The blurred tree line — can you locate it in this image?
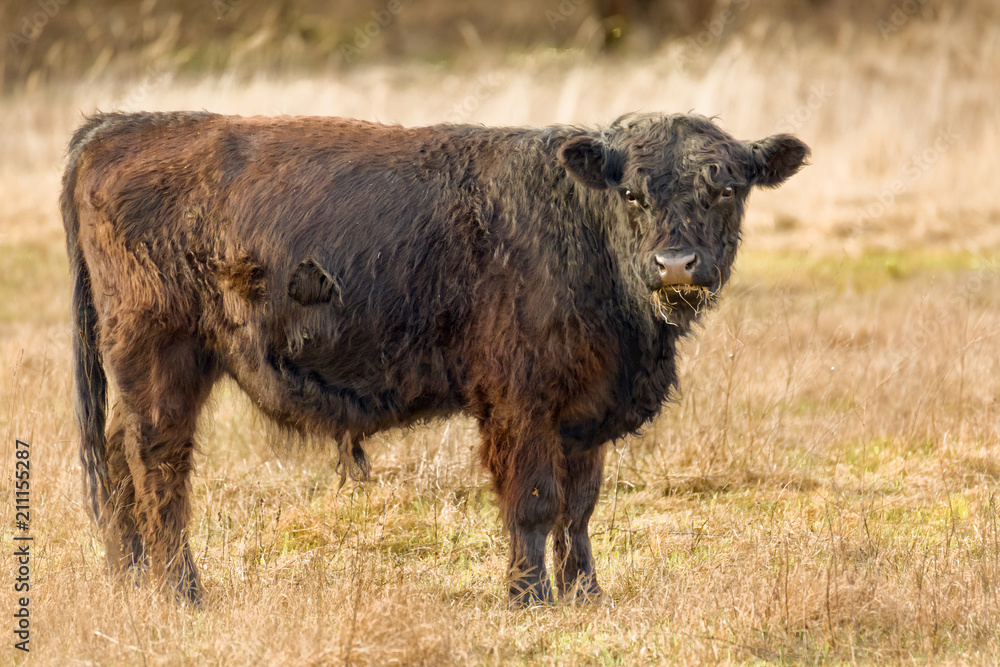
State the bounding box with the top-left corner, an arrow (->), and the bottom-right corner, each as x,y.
1,0 -> 993,90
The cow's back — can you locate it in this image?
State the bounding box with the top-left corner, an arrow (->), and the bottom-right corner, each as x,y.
71,113 -> 515,438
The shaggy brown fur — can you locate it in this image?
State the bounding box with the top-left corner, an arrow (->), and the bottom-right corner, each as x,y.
62,111 -> 808,606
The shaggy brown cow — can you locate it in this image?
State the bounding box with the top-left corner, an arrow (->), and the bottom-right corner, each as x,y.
63,111 -> 808,606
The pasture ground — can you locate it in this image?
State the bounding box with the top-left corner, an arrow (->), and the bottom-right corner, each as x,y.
2,22 -> 999,665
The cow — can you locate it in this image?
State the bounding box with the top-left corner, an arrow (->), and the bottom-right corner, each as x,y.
62,110 -> 808,607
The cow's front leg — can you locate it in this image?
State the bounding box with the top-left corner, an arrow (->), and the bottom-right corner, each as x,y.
554,444 -> 607,603
479,412 -> 561,607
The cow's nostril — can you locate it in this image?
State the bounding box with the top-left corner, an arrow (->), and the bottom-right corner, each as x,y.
654,251 -> 699,287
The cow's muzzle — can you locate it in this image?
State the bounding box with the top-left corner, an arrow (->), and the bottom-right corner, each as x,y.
646,249 -> 715,291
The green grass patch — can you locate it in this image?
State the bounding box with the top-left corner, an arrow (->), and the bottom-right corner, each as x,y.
735,248 -> 999,292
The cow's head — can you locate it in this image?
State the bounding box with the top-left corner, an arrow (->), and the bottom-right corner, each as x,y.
558,113 -> 809,319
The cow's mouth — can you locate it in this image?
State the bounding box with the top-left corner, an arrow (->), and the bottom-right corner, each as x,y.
649,284 -> 716,323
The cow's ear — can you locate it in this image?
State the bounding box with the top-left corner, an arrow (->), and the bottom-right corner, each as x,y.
558,136 -> 624,190
748,135 -> 810,188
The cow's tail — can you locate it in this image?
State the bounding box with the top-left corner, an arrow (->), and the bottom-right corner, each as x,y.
62,115 -> 112,525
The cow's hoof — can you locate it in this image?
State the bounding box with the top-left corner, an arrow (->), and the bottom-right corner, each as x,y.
561,583 -> 610,607
507,581 -> 555,610
171,573 -> 205,610
181,588 -> 206,610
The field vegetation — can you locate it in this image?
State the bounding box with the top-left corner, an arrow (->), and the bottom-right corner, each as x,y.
1,1 -> 999,663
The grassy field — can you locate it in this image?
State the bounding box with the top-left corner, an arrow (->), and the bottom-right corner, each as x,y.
2,15 -> 1000,665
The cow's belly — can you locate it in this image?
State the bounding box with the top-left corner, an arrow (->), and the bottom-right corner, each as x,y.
214,305 -> 462,438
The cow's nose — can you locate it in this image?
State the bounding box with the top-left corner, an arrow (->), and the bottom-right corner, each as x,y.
653,250 -> 699,286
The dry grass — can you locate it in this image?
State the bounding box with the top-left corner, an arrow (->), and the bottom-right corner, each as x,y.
2,18 -> 1000,665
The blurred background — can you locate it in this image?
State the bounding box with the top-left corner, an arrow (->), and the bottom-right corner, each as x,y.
3,0 -> 1000,85
2,0 -> 997,254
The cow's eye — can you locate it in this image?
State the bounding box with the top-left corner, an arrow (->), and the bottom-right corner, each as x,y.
721,186 -> 735,199
624,189 -> 638,204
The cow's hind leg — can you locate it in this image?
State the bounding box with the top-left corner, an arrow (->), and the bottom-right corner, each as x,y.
554,444 -> 607,603
480,412 -> 562,607
95,405 -> 145,580
107,330 -> 217,604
